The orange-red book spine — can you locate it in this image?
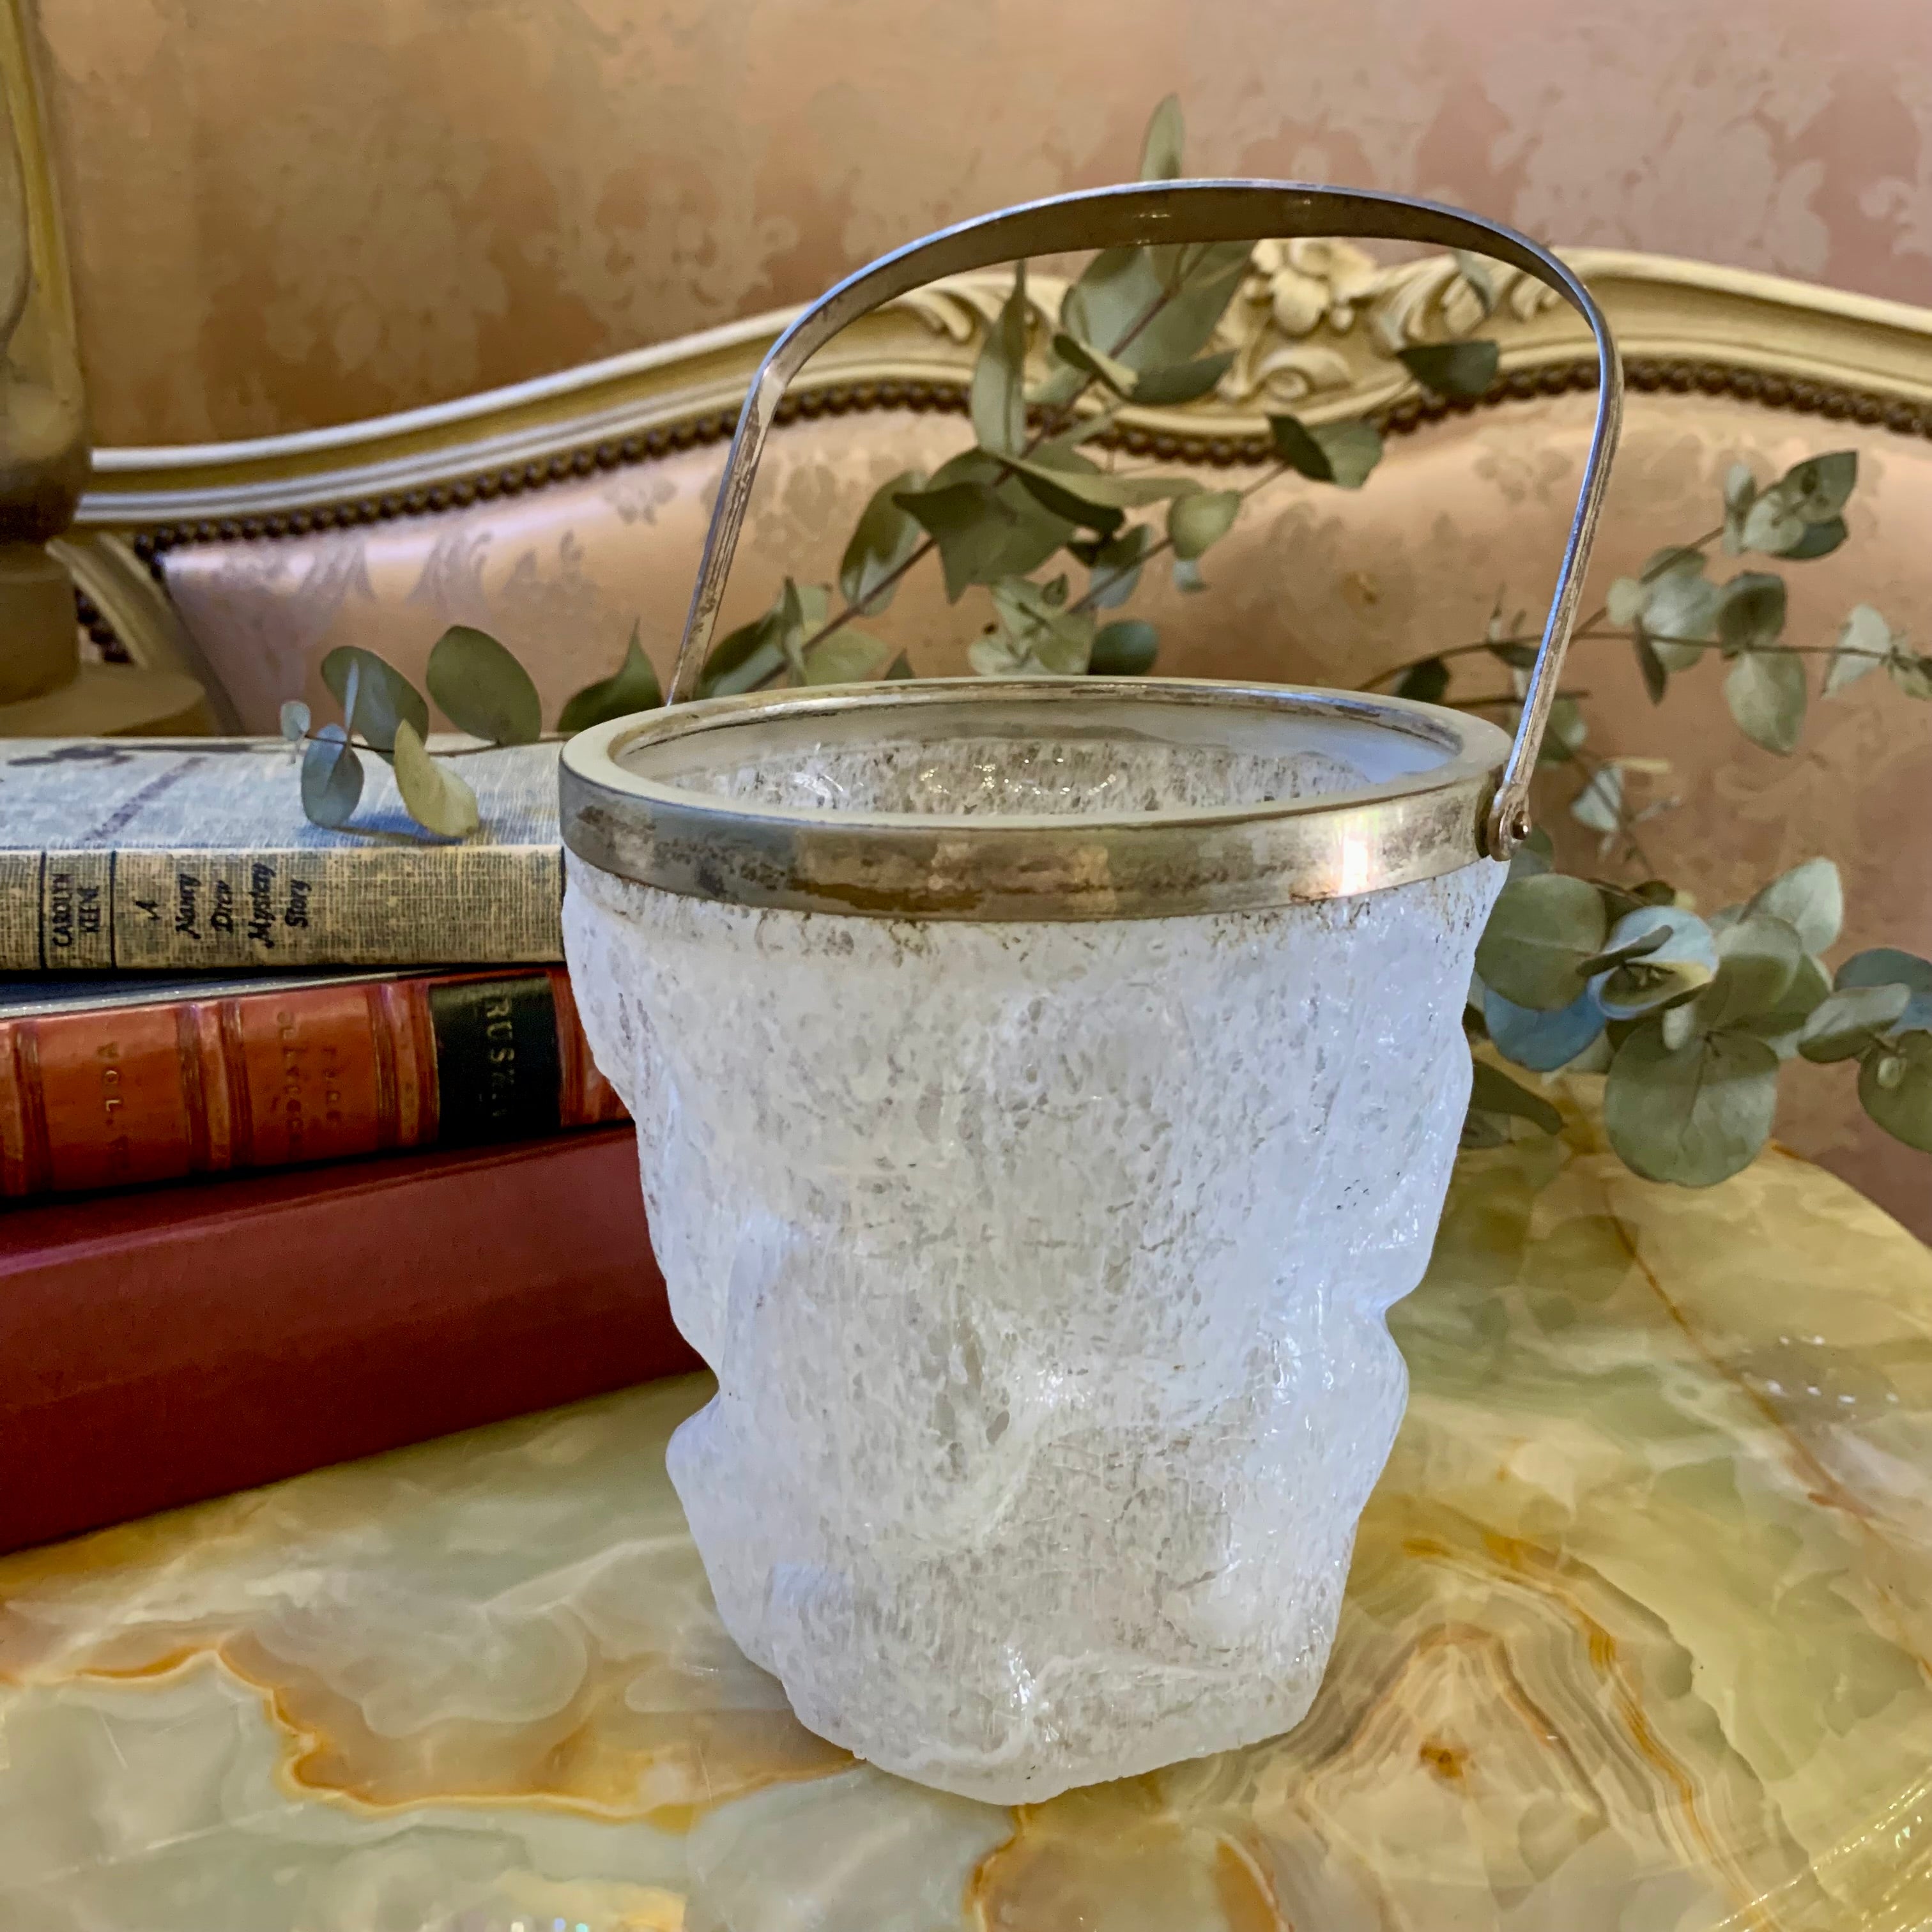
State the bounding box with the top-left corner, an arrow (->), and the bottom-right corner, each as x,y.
0,967 -> 627,1199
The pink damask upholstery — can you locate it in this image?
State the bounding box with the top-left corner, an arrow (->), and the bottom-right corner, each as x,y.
160,387 -> 1932,1232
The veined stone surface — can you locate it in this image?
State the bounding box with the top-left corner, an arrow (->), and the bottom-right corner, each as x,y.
564,797 -> 1502,1797
3,1108 -> 1931,1929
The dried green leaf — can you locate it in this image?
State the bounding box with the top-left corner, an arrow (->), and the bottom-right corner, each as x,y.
279,700 -> 310,743
1825,604 -> 1890,695
1089,618 -> 1159,676
1738,949 -> 1830,1059
320,647 -> 428,753
1268,415 -> 1383,489
896,468 -> 1070,602
1167,488 -> 1241,561
1172,556 -> 1208,594
1006,454 -> 1200,513
1395,658 -> 1450,705
1570,764 -> 1623,835
883,651 -> 914,680
699,610 -> 786,698
1085,524 -> 1153,609
1836,947 -> 1932,1034
1469,1060 -> 1563,1134
426,624 -> 542,745
1722,461 -> 1756,555
839,469 -> 928,616
976,575 -> 1094,677
1605,1024 -> 1781,1185
1744,856 -> 1841,954
299,723 -> 362,829
1588,906 -> 1718,1019
1891,650 -> 1932,700
390,719 -> 479,838
971,265 -> 1031,456
1779,516 -> 1846,560
1139,93 -> 1185,180
1859,1031 -> 1932,1152
558,622 -> 664,732
1397,340 -> 1499,399
1715,572 -> 1787,656
1694,914 -> 1803,1031
1061,240 -> 1249,375
1799,983 -> 1911,1062
1483,986 -> 1606,1073
1050,330 -> 1138,399
801,627 -> 893,685
1130,351 -> 1234,406
1724,647 -> 1806,753
1475,873 -> 1610,1011
1633,627 -> 1669,703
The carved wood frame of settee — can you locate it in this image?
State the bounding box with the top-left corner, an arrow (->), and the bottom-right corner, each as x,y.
61,245 -> 1932,732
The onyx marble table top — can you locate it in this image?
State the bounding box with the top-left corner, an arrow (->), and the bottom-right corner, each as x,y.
3,1092 -> 1930,1931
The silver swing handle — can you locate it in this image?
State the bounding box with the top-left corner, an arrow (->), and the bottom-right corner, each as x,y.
665,180 -> 1623,860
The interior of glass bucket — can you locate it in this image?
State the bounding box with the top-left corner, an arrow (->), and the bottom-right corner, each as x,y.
609,686 -> 1482,824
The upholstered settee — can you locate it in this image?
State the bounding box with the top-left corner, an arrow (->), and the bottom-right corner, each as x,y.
66,245 -> 1932,1234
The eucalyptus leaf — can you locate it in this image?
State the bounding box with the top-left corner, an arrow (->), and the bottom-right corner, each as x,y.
1061,240 -> 1249,374
426,625 -> 542,745
1453,250 -> 1497,317
299,723 -> 363,829
802,628 -> 893,685
1475,873 -> 1609,1011
1799,983 -> 1911,1062
1050,330 -> 1138,399
1131,351 -> 1235,406
1089,619 -> 1160,675
1639,549 -> 1722,668
1859,1031 -> 1932,1152
1825,604 -> 1892,695
1483,986 -> 1606,1073
1740,950 -> 1830,1059
1167,489 -> 1241,561
884,652 -> 914,680
1588,905 -> 1718,1019
558,622 -> 664,731
1173,556 -> 1208,594
1634,627 -> 1669,703
1268,415 -> 1383,488
1693,914 -> 1803,1030
1395,658 -> 1450,705
840,469 -> 928,615
1724,647 -> 1806,753
1892,651 -> 1932,699
279,700 -> 310,743
1715,572 -> 1787,656
320,647 -> 429,753
1006,454 -> 1199,512
971,266 -> 1031,456
1779,516 -> 1847,560
981,575 -> 1094,675
390,719 -> 479,838
1744,855 -> 1841,954
1570,764 -> 1623,835
1397,340 -> 1499,398
1085,524 -> 1153,608
1139,93 -> 1184,181
1722,461 -> 1756,554
699,608 -> 787,698
897,468 -> 1070,601
1605,1025 -> 1781,1186
1836,947 -> 1932,1033
1469,1059 -> 1563,1134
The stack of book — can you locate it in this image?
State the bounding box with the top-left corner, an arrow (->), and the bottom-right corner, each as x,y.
1,739 -> 697,1552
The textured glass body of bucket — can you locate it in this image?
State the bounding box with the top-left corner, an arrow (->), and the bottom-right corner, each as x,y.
565,708 -> 1505,1800
560,181 -> 1622,1803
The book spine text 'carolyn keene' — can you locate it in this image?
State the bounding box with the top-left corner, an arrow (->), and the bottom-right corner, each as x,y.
0,845 -> 564,970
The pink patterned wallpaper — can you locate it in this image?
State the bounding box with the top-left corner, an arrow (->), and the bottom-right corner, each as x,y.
33,0 -> 1932,446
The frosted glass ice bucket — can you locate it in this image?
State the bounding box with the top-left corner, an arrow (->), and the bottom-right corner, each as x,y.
560,182 -> 1622,1802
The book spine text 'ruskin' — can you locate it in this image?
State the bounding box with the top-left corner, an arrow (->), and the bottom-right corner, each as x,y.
0,845 -> 564,972
0,967 -> 625,1197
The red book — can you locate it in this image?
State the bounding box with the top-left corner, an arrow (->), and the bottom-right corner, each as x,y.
0,1128 -> 700,1554
0,965 -> 627,1198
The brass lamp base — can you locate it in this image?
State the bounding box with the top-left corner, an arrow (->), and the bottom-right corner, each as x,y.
0,540 -> 210,737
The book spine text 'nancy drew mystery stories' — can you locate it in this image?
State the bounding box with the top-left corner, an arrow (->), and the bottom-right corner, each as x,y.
0,738 -> 567,970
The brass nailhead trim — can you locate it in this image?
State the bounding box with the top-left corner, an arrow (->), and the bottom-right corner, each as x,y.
126,355 -> 1932,583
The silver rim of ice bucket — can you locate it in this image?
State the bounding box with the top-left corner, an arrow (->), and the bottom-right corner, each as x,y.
561,180 -> 1622,920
